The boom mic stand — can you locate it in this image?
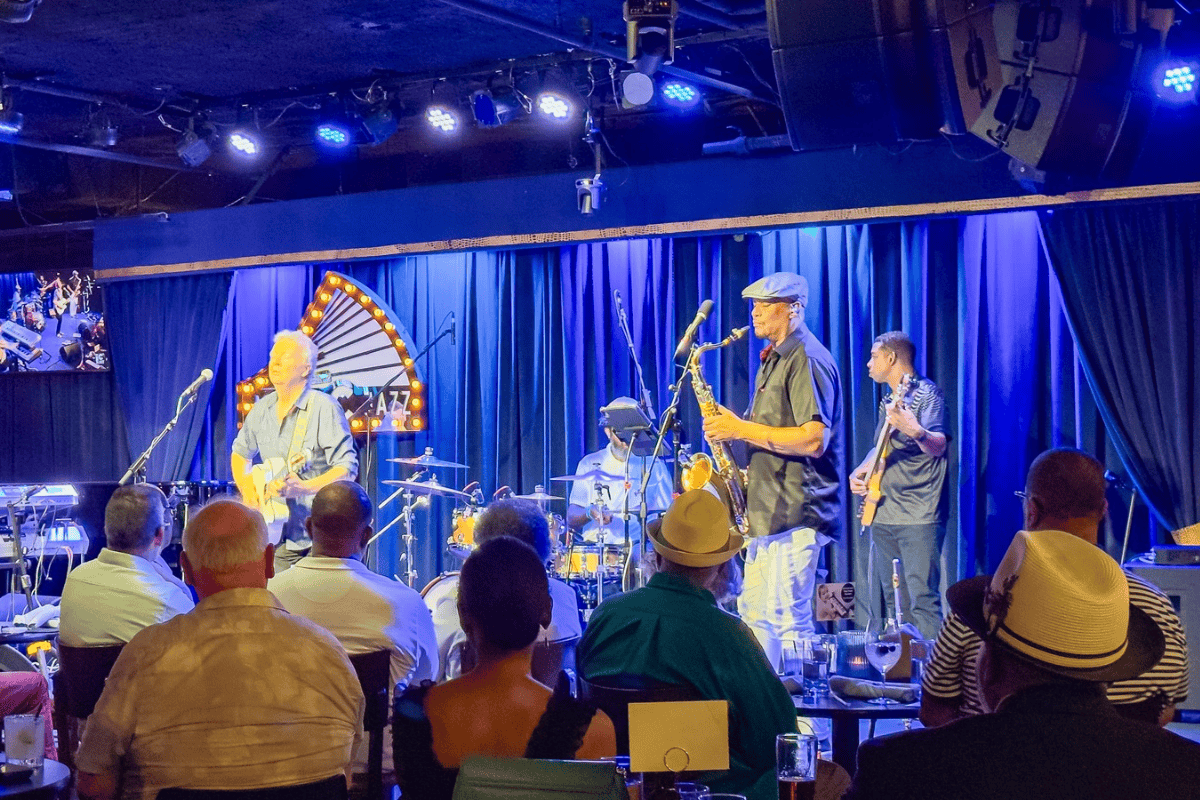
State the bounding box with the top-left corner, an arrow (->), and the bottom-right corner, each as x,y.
119,386 -> 204,485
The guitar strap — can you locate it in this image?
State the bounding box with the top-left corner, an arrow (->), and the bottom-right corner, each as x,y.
286,396 -> 312,473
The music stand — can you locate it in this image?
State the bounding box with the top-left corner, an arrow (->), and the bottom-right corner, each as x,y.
600,398 -> 655,457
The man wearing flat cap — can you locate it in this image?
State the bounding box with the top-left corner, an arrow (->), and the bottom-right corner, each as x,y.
846,529 -> 1200,800
703,271 -> 844,666
578,490 -> 848,800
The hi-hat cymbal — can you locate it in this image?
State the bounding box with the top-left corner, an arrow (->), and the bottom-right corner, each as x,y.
550,468 -> 623,483
386,448 -> 467,470
514,490 -> 566,502
381,478 -> 470,502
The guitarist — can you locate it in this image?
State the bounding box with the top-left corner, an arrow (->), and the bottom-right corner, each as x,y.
849,332 -> 948,639
231,330 -> 357,572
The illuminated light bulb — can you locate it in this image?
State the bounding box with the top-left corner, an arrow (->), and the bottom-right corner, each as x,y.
319,292 -> 332,301
359,295 -> 371,305
412,418 -> 424,430
345,284 -> 357,294
411,380 -> 423,391
391,419 -> 400,427
302,325 -> 313,334
312,309 -> 323,319
351,418 -> 364,429
403,357 -> 414,367
371,418 -> 381,428
329,276 -> 341,286
384,322 -> 395,331
373,308 -> 384,317
411,398 -> 423,410
255,376 -> 268,386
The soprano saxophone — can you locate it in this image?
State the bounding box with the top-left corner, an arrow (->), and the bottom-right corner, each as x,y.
680,326 -> 751,536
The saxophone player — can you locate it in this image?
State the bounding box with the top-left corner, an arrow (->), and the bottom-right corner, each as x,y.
702,272 -> 844,666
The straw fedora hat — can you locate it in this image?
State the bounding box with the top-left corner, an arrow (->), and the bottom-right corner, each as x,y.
947,529 -> 1164,682
646,489 -> 743,568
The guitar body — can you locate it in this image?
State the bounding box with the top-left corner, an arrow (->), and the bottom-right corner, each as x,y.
858,374 -> 920,528
250,453 -> 308,545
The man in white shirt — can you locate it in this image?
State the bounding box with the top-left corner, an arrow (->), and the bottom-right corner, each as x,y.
59,484 -> 194,646
75,498 -> 362,800
426,499 -> 582,682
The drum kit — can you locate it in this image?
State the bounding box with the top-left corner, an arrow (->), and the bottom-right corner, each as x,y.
379,447 -> 637,611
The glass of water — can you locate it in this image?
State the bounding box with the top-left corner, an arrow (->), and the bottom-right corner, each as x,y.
3,714 -> 43,767
800,635 -> 833,699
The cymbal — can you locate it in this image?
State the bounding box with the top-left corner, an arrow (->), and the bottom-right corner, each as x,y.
514,490 -> 566,502
381,478 -> 470,501
386,449 -> 467,469
550,468 -> 623,483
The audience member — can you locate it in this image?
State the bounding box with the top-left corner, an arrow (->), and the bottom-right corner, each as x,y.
921,448 -> 1189,727
848,529 -> 1200,800
75,498 -> 363,800
578,490 -> 847,800
424,498 -> 582,681
60,484 -> 194,646
393,536 -> 615,800
270,480 -> 438,796
0,672 -> 56,760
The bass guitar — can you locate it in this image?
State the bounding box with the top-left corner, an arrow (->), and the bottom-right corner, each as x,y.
859,374 -> 919,527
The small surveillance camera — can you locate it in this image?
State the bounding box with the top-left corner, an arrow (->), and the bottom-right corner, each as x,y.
576,175 -> 604,215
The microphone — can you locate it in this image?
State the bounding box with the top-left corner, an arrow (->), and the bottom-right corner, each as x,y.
1105,470 -> 1129,490
613,289 -> 627,321
674,299 -> 715,361
180,368 -> 214,397
450,312 -> 456,346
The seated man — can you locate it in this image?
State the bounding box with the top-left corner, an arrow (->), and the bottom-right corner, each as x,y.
270,481 -> 438,796
578,490 -> 844,800
60,484 -> 194,646
425,498 -> 582,681
921,449 -> 1189,728
848,529 -> 1200,800
75,498 -> 363,800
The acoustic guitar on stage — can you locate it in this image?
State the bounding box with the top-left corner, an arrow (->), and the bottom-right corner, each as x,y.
859,374 -> 919,527
250,450 -> 311,545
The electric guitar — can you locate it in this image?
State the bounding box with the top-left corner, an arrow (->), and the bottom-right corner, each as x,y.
859,374 -> 920,527
250,450 -> 311,545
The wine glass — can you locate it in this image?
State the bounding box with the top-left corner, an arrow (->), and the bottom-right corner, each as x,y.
864,617 -> 903,705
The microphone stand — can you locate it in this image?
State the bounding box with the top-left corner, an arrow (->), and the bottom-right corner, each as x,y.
613,294 -> 656,576
119,390 -> 201,486
636,360 -> 692,579
5,485 -> 45,614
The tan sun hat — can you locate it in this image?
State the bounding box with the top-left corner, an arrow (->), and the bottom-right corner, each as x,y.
947,529 -> 1164,682
647,489 -> 743,568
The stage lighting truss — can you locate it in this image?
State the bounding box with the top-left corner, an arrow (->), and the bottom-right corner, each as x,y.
237,271 -> 428,435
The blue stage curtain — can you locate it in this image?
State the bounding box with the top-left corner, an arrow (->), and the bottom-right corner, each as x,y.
1041,200 -> 1200,537
106,272 -> 231,482
179,212 -> 1127,587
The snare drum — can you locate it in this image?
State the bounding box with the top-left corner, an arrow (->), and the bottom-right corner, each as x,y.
558,544 -> 626,579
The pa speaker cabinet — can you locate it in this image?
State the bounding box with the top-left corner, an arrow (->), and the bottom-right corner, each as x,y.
1125,561 -> 1200,712
766,0 -> 999,149
965,0 -> 1153,178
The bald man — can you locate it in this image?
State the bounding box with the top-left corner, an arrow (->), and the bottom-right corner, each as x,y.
270,481 -> 437,797
75,499 -> 363,800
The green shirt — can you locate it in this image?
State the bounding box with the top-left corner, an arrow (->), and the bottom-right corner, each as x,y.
578,572 -> 798,800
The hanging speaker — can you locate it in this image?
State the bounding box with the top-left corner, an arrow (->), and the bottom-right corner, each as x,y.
765,0 -> 1001,150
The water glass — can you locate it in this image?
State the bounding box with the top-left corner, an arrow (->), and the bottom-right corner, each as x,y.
776,733 -> 817,800
778,640 -> 802,677
3,714 -> 43,767
675,782 -> 711,800
909,638 -> 935,689
800,635 -> 833,699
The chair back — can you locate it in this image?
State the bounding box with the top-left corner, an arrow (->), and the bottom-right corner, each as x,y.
157,775 -> 347,800
577,674 -> 701,755
348,649 -> 391,800
452,755 -> 624,800
53,643 -> 125,769
531,637 -> 577,687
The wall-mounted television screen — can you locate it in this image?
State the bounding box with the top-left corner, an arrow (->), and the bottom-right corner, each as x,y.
2,268 -> 109,373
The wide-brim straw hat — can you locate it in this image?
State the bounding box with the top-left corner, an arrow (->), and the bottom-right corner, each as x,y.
947,529 -> 1164,682
646,489 -> 743,568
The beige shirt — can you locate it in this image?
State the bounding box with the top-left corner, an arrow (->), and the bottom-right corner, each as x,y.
59,549 -> 195,646
74,588 -> 364,800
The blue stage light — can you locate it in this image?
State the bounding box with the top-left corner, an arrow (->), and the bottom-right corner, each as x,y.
228,130 -> 261,157
536,92 -> 572,120
425,105 -> 459,133
315,122 -> 353,148
1153,61 -> 1198,104
661,81 -> 700,108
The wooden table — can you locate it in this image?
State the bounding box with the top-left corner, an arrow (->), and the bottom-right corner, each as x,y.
0,759 -> 70,799
793,693 -> 920,774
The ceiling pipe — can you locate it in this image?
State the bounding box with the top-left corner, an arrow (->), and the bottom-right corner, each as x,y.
0,132 -> 194,171
691,0 -> 768,17
676,1 -> 762,29
2,78 -> 197,119
431,0 -> 775,103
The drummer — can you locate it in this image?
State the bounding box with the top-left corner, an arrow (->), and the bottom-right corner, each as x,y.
565,397 -> 674,547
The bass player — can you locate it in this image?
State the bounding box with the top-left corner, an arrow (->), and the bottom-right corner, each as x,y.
849,331 -> 948,639
231,330 -> 358,572
702,272 -> 844,667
